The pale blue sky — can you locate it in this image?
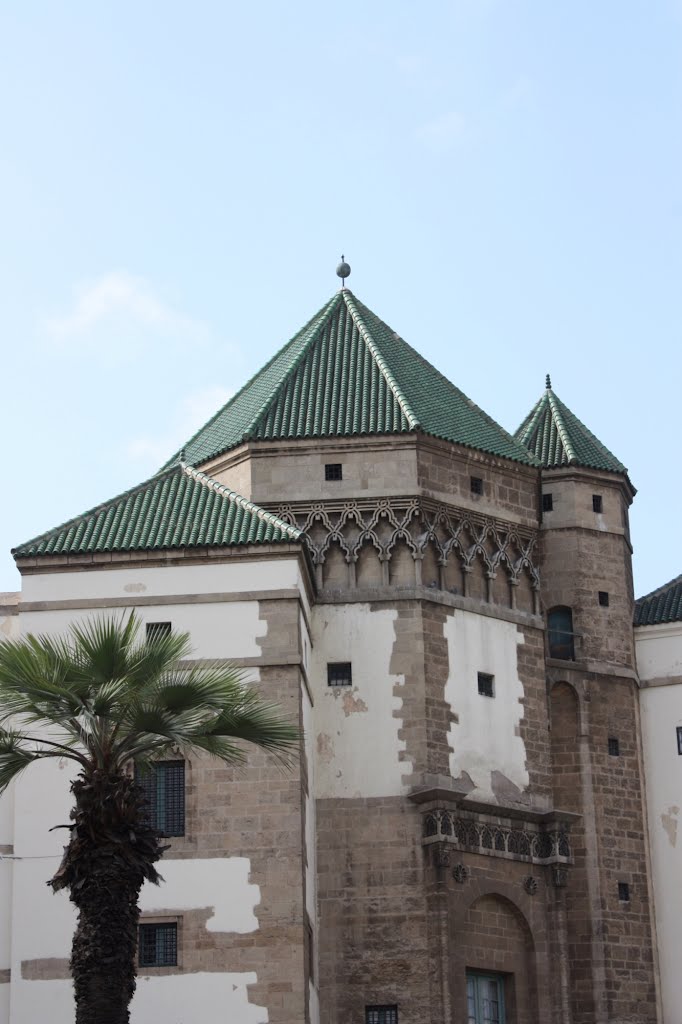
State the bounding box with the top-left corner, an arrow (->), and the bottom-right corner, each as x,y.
1,2 -> 680,597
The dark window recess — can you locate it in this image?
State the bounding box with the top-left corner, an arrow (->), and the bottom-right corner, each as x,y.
593,494 -> 603,513
608,737 -> 620,757
135,761 -> 185,836
598,591 -> 610,607
327,662 -> 352,687
618,882 -> 630,902
470,476 -> 483,496
325,463 -> 343,481
547,607 -> 575,661
677,726 -> 682,755
542,493 -> 553,512
139,923 -> 177,967
366,1007 -> 398,1024
146,621 -> 171,641
477,672 -> 495,698
305,917 -> 314,984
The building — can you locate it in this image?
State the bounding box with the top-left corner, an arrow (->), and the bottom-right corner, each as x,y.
0,277 -> 664,1023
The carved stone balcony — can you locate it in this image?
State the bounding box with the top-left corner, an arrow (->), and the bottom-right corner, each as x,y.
422,809 -> 573,866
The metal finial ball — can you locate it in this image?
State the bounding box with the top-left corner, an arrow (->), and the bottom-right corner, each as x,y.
545,374 -> 552,390
336,256 -> 351,280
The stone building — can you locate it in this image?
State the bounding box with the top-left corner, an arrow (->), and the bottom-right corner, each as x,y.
0,279 -> 663,1023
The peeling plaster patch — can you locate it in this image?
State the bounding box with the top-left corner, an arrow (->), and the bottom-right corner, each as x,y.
661,806 -> 679,847
123,583 -> 147,593
317,733 -> 334,763
341,690 -> 368,716
445,611 -> 528,804
141,858 -> 259,933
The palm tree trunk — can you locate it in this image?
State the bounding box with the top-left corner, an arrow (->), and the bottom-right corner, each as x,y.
50,770 -> 164,1024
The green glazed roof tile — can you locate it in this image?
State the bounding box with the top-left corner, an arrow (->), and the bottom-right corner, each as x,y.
162,289 -> 536,470
13,464 -> 302,558
514,378 -> 627,474
634,574 -> 682,626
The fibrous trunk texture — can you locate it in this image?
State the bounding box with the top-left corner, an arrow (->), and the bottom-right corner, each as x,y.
50,770 -> 165,1024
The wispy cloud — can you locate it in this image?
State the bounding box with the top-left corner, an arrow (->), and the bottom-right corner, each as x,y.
417,111 -> 466,151
44,271 -> 210,352
126,385 -> 234,468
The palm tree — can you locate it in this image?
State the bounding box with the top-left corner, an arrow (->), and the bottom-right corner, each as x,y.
0,613 -> 299,1024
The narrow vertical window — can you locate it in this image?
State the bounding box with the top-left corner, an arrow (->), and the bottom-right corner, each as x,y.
592,495 -> 603,513
477,673 -> 495,698
608,737 -> 620,757
135,761 -> 185,836
467,973 -> 505,1024
542,493 -> 553,512
618,882 -> 630,902
470,476 -> 483,496
598,591 -> 609,607
676,726 -> 682,755
547,607 -> 575,660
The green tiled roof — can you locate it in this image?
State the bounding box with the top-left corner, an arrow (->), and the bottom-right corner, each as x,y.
514,378 -> 627,474
13,464 -> 302,558
634,575 -> 682,626
162,289 -> 536,469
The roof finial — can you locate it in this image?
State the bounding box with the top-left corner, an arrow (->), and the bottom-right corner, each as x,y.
545,374 -> 552,390
336,254 -> 351,289
179,446 -> 186,464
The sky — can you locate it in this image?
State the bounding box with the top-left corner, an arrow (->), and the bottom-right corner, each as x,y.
0,1 -> 680,598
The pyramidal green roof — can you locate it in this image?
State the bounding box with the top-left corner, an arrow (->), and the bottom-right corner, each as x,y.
13,463 -> 302,559
162,289 -> 536,469
514,377 -> 627,475
635,574 -> 682,627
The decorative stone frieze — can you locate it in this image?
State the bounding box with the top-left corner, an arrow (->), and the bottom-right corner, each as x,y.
271,496 -> 540,607
422,809 -> 572,866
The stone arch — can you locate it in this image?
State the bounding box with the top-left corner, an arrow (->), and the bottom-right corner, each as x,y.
388,538 -> 415,586
450,885 -> 547,1024
321,540 -> 347,588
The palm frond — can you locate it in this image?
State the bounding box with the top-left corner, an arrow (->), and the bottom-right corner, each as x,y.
0,728 -> 78,792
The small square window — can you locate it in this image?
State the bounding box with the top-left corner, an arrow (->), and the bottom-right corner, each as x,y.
325,463 -> 343,481
598,591 -> 609,607
327,662 -> 352,687
618,882 -> 630,902
542,493 -> 553,512
139,923 -> 177,967
146,621 -> 171,641
608,737 -> 620,757
366,1007 -> 398,1024
477,672 -> 494,698
470,476 -> 483,496
676,726 -> 682,755
593,494 -> 603,513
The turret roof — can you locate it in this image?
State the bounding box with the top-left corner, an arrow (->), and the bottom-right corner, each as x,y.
162,289 -> 536,469
13,463 -> 302,558
634,574 -> 682,627
514,377 -> 628,475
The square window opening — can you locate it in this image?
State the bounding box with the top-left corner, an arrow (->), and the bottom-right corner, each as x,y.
542,493 -> 553,512
478,672 -> 495,698
135,760 -> 185,837
618,882 -> 630,902
365,1007 -> 398,1024
592,494 -> 603,513
598,591 -> 609,607
327,662 -> 352,687
146,621 -> 171,641
325,463 -> 343,481
139,922 -> 177,967
470,476 -> 483,496
608,737 -> 620,757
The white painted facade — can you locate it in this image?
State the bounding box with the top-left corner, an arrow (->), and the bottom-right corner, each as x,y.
637,621 -> 682,1024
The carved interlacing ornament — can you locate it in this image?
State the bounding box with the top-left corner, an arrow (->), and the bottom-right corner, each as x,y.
271,497 -> 539,608
423,810 -> 572,866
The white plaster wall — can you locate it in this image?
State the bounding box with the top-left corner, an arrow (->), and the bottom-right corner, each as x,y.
140,858 -> 259,933
446,610 -> 528,803
21,558 -> 301,604
19,601 -> 262,662
311,604 -> 410,798
0,860 -> 12,972
7,973 -> 268,1024
636,622 -> 682,682
0,983 -> 8,1024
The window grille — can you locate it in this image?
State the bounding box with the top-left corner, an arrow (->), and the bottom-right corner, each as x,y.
477,672 -> 495,698
146,621 -> 171,641
365,1007 -> 398,1024
325,463 -> 343,481
608,737 -> 620,756
618,882 -> 630,902
138,923 -> 177,967
547,607 -> 575,660
135,761 -> 185,836
470,476 -> 483,496
592,494 -> 603,513
327,662 -> 352,687
542,493 -> 553,512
